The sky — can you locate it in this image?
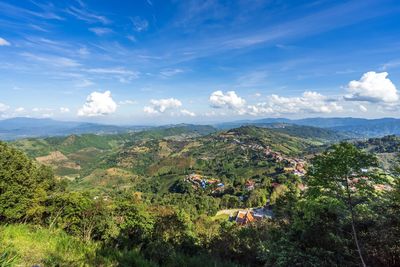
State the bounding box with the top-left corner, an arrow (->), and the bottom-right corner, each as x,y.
0,0 -> 400,125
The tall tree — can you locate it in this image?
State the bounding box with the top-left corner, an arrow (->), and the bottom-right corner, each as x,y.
307,142 -> 384,267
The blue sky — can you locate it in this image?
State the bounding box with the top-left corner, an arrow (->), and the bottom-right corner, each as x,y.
0,0 -> 400,124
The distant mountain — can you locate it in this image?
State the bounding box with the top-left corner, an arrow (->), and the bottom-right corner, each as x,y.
217,117 -> 400,138
3,116 -> 400,140
0,117 -> 148,140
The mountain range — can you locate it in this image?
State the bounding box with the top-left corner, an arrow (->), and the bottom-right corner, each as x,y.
1,117 -> 400,140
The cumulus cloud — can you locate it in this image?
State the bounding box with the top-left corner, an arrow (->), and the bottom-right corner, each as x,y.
77,91 -> 117,117
247,91 -> 343,116
0,37 -> 10,46
144,98 -> 182,114
209,91 -> 246,112
345,71 -> 398,103
15,107 -> 25,113
143,98 -> 195,116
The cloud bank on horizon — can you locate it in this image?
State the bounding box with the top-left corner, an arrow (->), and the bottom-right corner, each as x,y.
0,0 -> 400,123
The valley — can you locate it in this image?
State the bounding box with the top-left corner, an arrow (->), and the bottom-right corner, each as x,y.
1,121 -> 399,266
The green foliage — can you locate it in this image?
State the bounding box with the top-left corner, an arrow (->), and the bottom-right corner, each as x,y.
114,195 -> 155,246
246,188 -> 268,207
355,135 -> 400,153
0,141 -> 55,222
46,191 -> 117,242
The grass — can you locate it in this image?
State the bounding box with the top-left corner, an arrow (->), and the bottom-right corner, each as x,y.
0,224 -> 98,266
0,224 -> 234,267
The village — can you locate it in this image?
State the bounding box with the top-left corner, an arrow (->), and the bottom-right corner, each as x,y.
225,133 -> 308,177
181,134 -> 310,225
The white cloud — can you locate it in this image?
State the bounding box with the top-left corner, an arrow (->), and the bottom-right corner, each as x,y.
119,100 -> 136,105
144,98 -> 182,114
143,106 -> 159,114
41,113 -> 53,118
381,60 -> 400,71
0,103 -> 9,112
66,5 -> 110,24
60,107 -> 70,113
77,91 -> 117,117
247,91 -> 343,116
345,71 -> 398,103
180,109 -> 196,117
32,107 -> 53,112
209,90 -> 246,112
83,67 -> 139,84
0,37 -> 10,46
89,27 -> 113,36
85,67 -> 136,75
21,52 -> 80,67
15,107 -> 25,113
160,68 -> 184,77
358,104 -> 367,112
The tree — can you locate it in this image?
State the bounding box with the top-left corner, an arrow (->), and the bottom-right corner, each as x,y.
114,195 -> 154,247
307,142 -> 382,267
0,142 -> 54,223
46,191 -> 115,242
246,188 -> 268,207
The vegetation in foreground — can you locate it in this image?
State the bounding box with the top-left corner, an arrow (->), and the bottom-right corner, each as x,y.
1,127 -> 399,266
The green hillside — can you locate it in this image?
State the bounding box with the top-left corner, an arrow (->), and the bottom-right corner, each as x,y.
1,127 -> 398,267
354,135 -> 400,171
265,123 -> 351,142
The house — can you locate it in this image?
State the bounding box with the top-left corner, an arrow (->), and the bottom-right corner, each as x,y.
235,210 -> 255,225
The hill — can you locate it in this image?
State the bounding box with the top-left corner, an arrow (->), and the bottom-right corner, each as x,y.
217,117 -> 400,138
10,125 -> 218,181
354,135 -> 400,171
75,126 -> 313,194
257,123 -> 350,142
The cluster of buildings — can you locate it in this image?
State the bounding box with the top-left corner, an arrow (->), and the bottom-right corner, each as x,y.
283,159 -> 307,176
185,173 -> 225,193
232,139 -> 308,177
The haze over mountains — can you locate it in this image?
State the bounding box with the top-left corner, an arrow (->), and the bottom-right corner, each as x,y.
1,116 -> 400,140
